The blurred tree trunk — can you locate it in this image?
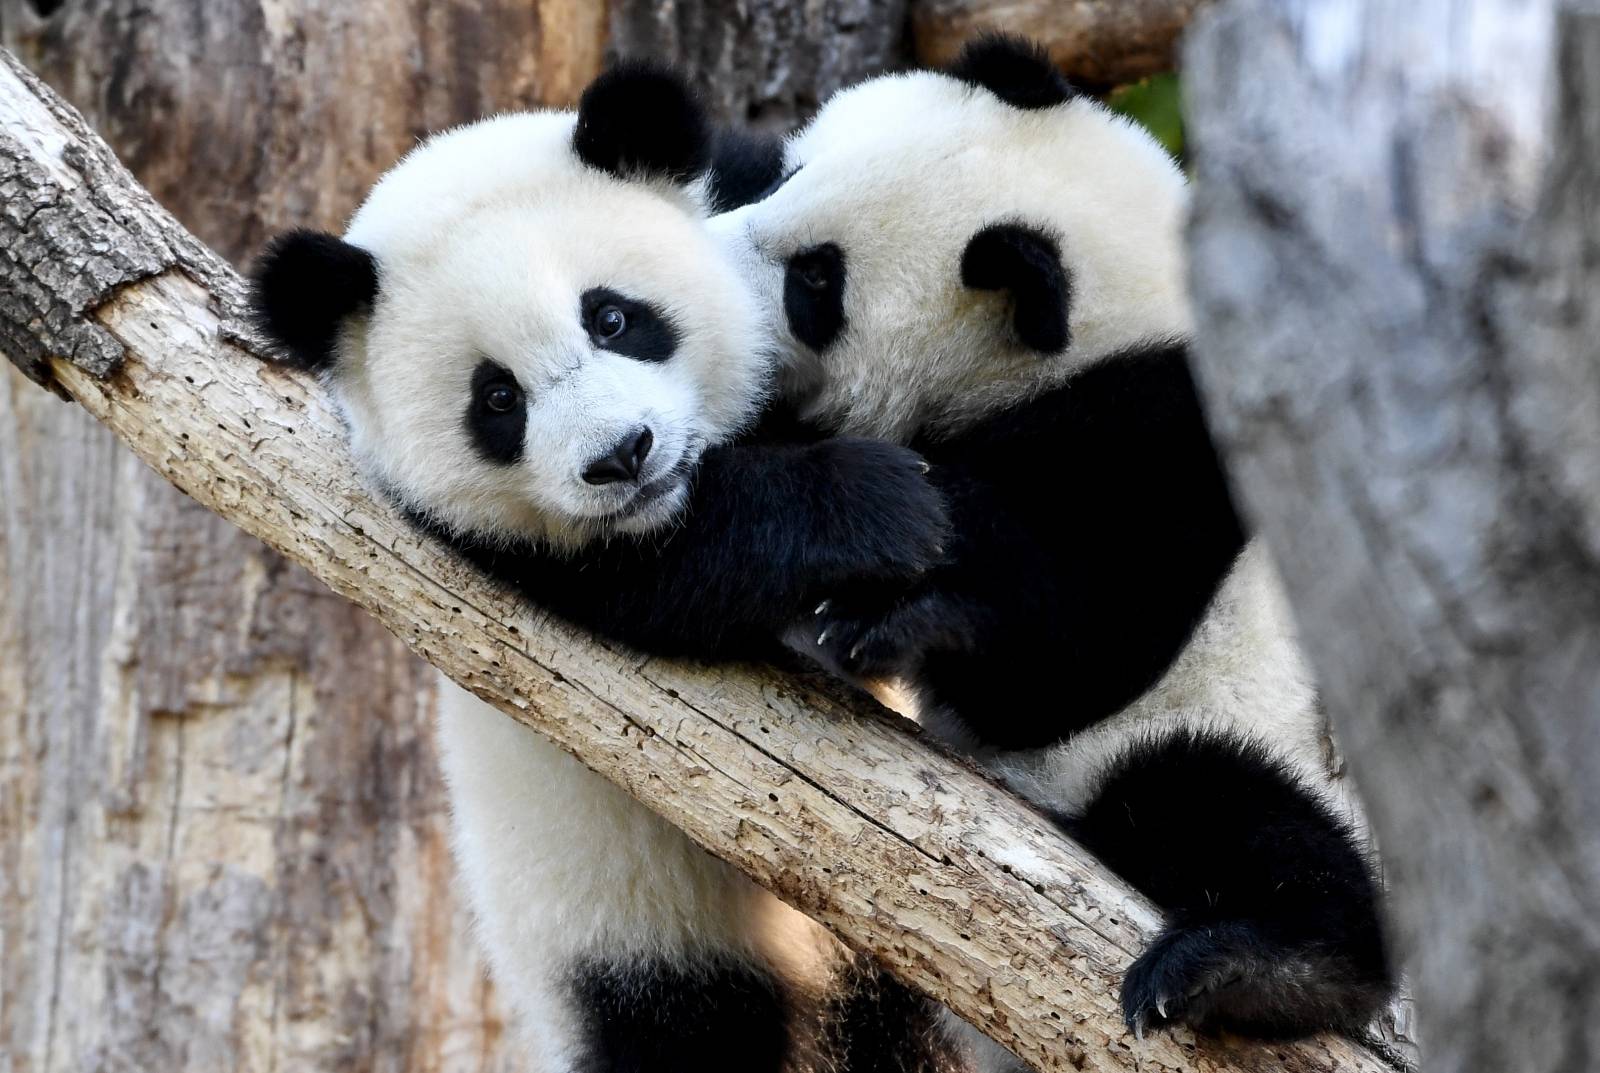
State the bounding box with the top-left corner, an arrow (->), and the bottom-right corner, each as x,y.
0,2 -> 901,1070
1184,2 -> 1600,1070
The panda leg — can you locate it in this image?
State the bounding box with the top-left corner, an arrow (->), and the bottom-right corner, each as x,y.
1053,726 -> 1393,1041
435,680 -> 806,1072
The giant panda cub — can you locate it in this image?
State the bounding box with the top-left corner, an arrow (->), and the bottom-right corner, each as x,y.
712,36 -> 1394,1050
247,64 -> 951,1073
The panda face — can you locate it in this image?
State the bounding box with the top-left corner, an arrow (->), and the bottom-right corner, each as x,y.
255,106 -> 766,553
710,69 -> 1192,442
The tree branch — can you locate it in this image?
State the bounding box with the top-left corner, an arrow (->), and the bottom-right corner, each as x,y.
910,0 -> 1218,91
1185,3 -> 1600,1071
0,45 -> 1398,1073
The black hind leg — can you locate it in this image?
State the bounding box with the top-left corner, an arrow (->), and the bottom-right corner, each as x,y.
816,954 -> 970,1073
571,954 -> 790,1073
1055,727 -> 1393,1040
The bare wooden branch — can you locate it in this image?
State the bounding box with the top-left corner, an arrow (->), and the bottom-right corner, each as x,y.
0,45 -> 1400,1073
911,0 -> 1218,91
1184,3 -> 1600,1071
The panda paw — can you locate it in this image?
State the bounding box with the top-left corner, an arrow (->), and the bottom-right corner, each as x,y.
809,594 -> 935,679
1121,921 -> 1387,1041
808,438 -> 950,588
1121,926 -> 1249,1040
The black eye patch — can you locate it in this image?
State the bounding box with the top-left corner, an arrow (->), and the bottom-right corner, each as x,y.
783,243 -> 846,353
580,287 -> 680,363
752,166 -> 801,203
464,359 -> 527,465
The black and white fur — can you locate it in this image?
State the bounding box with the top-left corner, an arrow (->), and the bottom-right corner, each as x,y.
711,36 -> 1393,1056
248,64 -> 951,1073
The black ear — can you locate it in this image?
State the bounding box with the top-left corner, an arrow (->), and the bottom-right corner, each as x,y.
961,223 -> 1071,354
249,229 -> 379,372
947,34 -> 1077,110
573,60 -> 712,184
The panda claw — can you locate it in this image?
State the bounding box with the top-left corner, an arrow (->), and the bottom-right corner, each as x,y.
918,460 -> 932,475
849,642 -> 864,663
1155,999 -> 1168,1019
816,626 -> 833,646
814,600 -> 831,617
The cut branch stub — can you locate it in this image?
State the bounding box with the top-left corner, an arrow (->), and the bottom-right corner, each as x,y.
0,54 -> 234,390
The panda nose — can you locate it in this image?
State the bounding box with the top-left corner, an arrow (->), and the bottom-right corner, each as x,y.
582,426 -> 654,485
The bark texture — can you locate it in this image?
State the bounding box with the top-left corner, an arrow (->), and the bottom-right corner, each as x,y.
912,0 -> 1217,91
1185,3 -> 1600,1072
608,0 -> 910,128
0,44 -> 1401,1073
0,1 -> 610,1069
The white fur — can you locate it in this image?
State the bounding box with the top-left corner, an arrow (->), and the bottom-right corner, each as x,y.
334,113 -> 768,552
437,683 -> 820,1069
325,112 -> 826,1069
714,70 -> 1350,1073
710,72 -> 1190,442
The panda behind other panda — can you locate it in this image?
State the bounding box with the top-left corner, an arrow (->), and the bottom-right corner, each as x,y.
247,64 -> 956,1073
712,35 -> 1394,1051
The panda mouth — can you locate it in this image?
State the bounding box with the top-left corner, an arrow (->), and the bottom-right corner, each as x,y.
604,438 -> 702,522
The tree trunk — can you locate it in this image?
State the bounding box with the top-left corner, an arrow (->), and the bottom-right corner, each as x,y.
0,2 -> 606,1070
1184,2 -> 1600,1071
0,39 -> 1405,1073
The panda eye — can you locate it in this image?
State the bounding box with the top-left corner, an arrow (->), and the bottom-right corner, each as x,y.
482,381 -> 520,413
798,261 -> 830,290
593,305 -> 628,340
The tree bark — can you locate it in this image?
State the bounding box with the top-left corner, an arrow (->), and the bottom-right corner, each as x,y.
911,0 -> 1217,92
608,0 -> 910,128
1184,3 -> 1600,1071
0,1 -> 610,1070
0,44 -> 1404,1073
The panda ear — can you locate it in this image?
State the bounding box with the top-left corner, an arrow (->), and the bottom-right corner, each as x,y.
249,229 -> 379,372
961,223 -> 1071,355
947,34 -> 1078,110
573,60 -> 712,185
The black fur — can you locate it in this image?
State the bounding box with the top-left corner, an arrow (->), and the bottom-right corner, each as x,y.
406,435 -> 948,660
816,957 -> 965,1073
707,128 -> 787,211
947,34 -> 1077,110
581,287 -> 681,363
573,60 -> 711,184
248,229 -> 379,371
463,360 -> 527,464
1054,728 -> 1392,1039
784,243 -> 848,354
812,341 -> 1244,748
571,955 -> 789,1073
960,223 -> 1071,354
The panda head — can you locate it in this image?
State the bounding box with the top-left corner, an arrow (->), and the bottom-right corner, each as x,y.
710,35 -> 1191,442
249,63 -> 766,551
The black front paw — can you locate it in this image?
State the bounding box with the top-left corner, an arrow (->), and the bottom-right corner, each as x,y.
1121,922 -> 1389,1041
812,591 -> 928,674
807,592 -> 943,679
810,438 -> 950,588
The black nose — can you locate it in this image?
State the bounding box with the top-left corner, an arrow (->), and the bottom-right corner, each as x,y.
582,426 -> 654,485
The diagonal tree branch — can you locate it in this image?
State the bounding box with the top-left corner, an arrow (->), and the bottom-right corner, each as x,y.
0,46 -> 1398,1073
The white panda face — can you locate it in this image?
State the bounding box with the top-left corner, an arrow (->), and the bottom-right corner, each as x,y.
710,69 -> 1192,443
319,111 -> 766,551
